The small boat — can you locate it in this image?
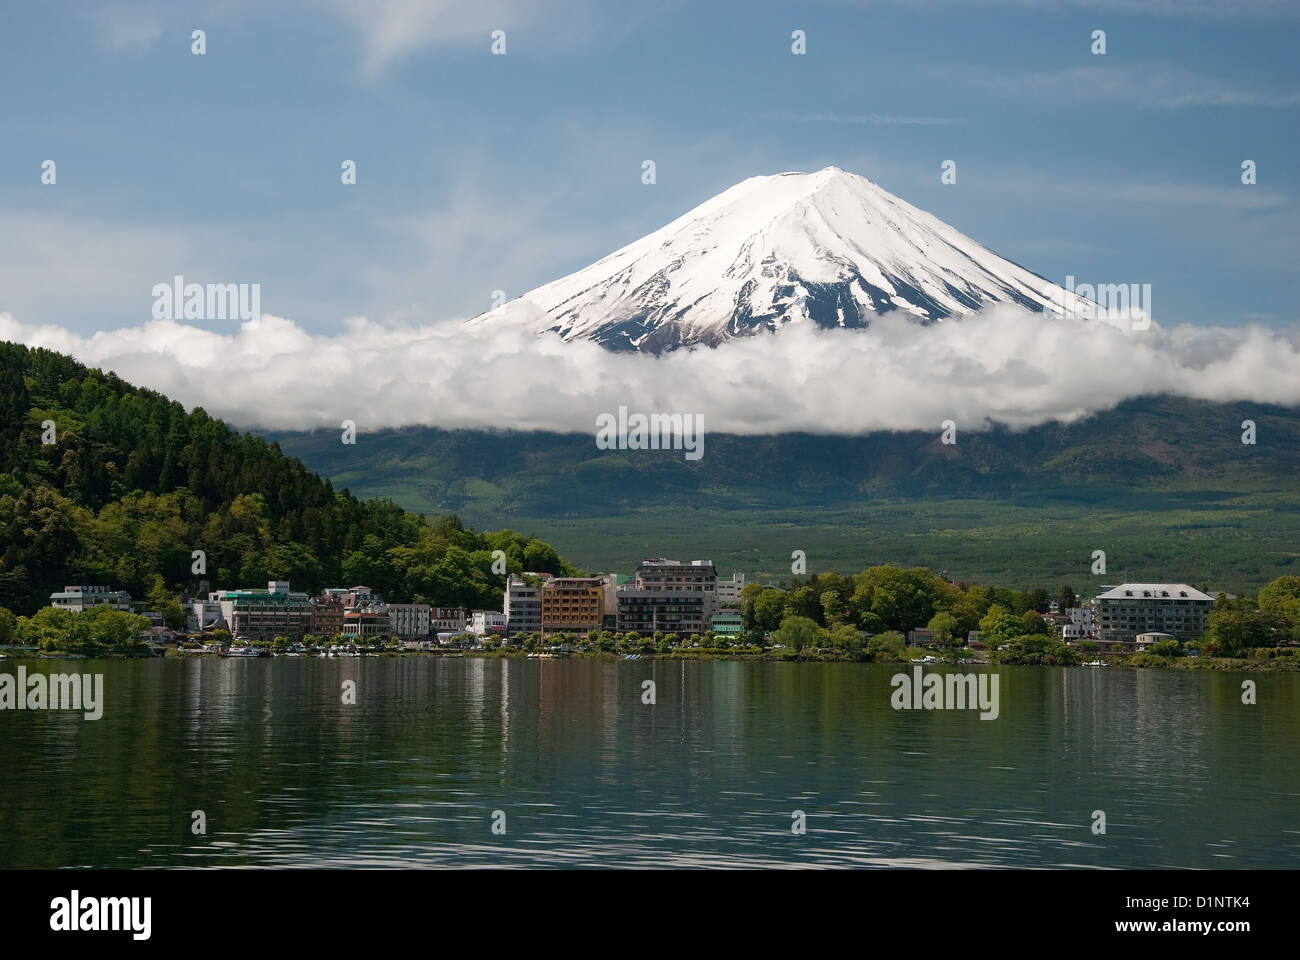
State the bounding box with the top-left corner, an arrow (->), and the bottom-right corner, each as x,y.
224,646 -> 264,658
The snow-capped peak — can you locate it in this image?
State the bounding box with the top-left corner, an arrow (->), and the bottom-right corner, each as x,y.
469,166 -> 1092,353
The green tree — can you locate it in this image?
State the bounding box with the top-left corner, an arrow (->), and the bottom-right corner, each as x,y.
752,589 -> 786,633
926,611 -> 960,646
771,615 -> 826,653
857,610 -> 886,634
787,585 -> 822,622
1021,610 -> 1051,635
1205,603 -> 1284,656
1149,638 -> 1180,657
979,604 -> 1026,648
820,589 -> 846,625
146,574 -> 186,629
829,623 -> 863,654
866,631 -> 907,662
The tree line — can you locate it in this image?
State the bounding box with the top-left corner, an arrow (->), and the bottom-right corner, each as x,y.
740,566 -> 1300,662
0,343 -> 579,618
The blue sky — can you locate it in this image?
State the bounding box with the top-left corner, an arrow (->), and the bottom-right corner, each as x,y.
2,0 -> 1298,337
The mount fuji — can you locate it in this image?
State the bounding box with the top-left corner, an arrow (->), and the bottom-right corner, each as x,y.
468,166 -> 1093,353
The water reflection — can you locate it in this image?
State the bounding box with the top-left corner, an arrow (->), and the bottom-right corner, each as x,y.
0,658 -> 1294,868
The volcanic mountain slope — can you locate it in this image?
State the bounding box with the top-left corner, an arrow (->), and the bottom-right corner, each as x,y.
468,166 -> 1093,353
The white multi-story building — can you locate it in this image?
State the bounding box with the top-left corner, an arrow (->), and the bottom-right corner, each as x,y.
1061,606 -> 1093,641
186,600 -> 229,634
504,576 -> 542,636
469,610 -> 507,637
388,603 -> 432,639
715,572 -> 746,609
50,585 -> 132,613
1092,583 -> 1214,644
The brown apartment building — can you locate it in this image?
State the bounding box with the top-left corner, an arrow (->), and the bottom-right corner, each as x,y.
312,595 -> 345,637
541,577 -> 605,636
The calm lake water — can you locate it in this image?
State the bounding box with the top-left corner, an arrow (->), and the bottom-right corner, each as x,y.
1,657 -> 1296,868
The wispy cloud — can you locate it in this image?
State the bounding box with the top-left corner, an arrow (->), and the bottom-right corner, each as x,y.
762,111 -> 963,126
319,0 -> 600,73
952,63 -> 1300,109
94,4 -> 164,52
831,0 -> 1300,19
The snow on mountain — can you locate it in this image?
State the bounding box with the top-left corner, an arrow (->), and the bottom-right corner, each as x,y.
468,166 -> 1094,353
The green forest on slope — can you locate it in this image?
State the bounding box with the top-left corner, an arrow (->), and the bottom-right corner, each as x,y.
0,343 -> 579,617
270,397 -> 1300,592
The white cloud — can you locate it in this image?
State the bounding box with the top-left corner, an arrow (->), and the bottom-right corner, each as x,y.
321,0 -> 598,72
838,0 -> 1299,18
762,112 -> 963,126
95,4 -> 164,52
954,63 -> 1300,109
3,306 -> 1297,436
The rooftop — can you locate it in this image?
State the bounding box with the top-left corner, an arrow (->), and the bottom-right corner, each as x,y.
1094,583 -> 1214,602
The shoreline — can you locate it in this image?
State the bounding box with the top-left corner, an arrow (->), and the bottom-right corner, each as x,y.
2,647 -> 1295,673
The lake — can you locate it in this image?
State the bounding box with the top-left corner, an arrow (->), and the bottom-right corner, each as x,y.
0,657 -> 1295,868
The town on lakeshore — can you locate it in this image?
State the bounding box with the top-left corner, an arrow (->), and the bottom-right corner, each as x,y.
10,560 -> 1299,671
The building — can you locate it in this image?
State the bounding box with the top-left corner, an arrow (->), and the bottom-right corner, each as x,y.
1135,631 -> 1176,652
320,585 -> 384,608
615,558 -> 719,635
432,607 -> 468,634
1092,583 -> 1214,645
1059,606 -> 1094,642
617,590 -> 708,637
186,599 -> 229,634
213,581 -> 316,641
631,559 -> 718,615
388,603 -> 432,640
715,572 -> 746,609
503,575 -> 542,636
541,577 -> 606,636
343,605 -> 391,641
140,625 -> 177,644
600,573 -> 620,630
908,628 -> 940,648
469,610 -> 507,638
50,585 -> 133,613
311,594 -> 345,637
710,612 -> 743,637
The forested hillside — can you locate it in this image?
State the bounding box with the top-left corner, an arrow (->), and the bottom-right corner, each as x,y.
272,396 -> 1300,591
0,343 -> 578,616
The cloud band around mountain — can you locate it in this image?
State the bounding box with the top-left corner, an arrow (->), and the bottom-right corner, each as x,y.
2,306 -> 1297,436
